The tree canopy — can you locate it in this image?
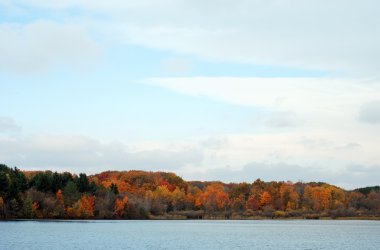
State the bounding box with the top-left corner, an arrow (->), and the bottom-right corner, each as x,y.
0,164 -> 379,219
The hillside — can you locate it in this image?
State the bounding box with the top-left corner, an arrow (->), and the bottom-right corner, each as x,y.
1,164 -> 379,219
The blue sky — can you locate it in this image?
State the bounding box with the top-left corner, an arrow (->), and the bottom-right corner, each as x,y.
1,0 -> 380,189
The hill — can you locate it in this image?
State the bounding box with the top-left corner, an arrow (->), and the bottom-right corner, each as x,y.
0,164 -> 379,219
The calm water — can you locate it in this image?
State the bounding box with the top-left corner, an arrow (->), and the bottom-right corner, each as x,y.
0,220 -> 379,249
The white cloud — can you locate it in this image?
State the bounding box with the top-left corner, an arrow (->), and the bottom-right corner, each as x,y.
200,136 -> 229,150
201,133 -> 377,168
335,142 -> 361,150
265,111 -> 299,128
3,0 -> 380,75
161,58 -> 192,74
0,20 -> 102,73
0,131 -> 378,188
142,76 -> 380,188
147,77 -> 380,130
0,134 -> 203,173
0,116 -> 21,132
358,100 -> 380,124
1,1 -> 379,189
183,162 -> 380,190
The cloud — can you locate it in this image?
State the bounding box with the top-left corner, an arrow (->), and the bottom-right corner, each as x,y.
346,164 -> 380,176
4,0 -> 380,75
146,77 -> 380,131
195,162 -> 326,183
143,77 -> 380,186
200,136 -> 229,149
182,162 -> 380,189
1,1 -> 380,189
298,137 -> 331,150
334,142 -> 361,150
0,132 -> 377,189
358,100 -> 380,124
120,0 -> 380,75
265,111 -> 299,128
161,58 -> 192,74
0,134 -> 203,173
0,20 -> 102,73
0,117 -> 21,133
147,77 -> 378,109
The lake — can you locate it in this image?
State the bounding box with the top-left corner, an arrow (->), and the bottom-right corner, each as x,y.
0,220 -> 379,249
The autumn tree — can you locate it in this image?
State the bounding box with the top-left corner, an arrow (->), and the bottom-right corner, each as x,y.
231,194 -> 245,213
75,195 -> 95,218
280,183 -> 299,210
94,188 -> 116,219
184,185 -> 202,210
347,191 -> 365,209
0,163 -> 379,219
171,187 -> 186,211
114,196 -> 129,218
151,185 -> 172,214
330,187 -> 346,209
0,196 -> 4,217
201,183 -> 229,213
56,189 -> 64,204
246,195 -> 260,211
229,183 -> 251,201
260,191 -> 272,209
251,179 -> 265,196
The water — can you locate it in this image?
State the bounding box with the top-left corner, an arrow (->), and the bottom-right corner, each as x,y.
0,220 -> 379,249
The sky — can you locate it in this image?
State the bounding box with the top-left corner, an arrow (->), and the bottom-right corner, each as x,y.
1,0 -> 380,189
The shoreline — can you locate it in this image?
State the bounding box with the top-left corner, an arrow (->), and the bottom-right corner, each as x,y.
1,216 -> 379,221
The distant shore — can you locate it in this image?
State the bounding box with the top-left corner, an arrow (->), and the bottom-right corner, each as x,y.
1,165 -> 379,221
2,216 -> 380,221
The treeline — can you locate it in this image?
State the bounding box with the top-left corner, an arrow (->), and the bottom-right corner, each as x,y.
0,164 -> 379,219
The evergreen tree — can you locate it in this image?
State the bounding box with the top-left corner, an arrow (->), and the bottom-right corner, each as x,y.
51,172 -> 63,193
31,173 -> 52,193
76,173 -> 90,193
110,183 -> 119,195
13,167 -> 28,192
0,171 -> 9,199
63,181 -> 80,206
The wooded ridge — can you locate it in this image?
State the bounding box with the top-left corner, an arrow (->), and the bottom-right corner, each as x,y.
1,164 -> 379,219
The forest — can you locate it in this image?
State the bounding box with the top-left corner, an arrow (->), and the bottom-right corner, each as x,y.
0,163 -> 379,220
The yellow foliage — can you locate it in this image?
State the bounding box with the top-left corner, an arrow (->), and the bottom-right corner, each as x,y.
260,191 -> 272,208
114,196 -> 128,218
